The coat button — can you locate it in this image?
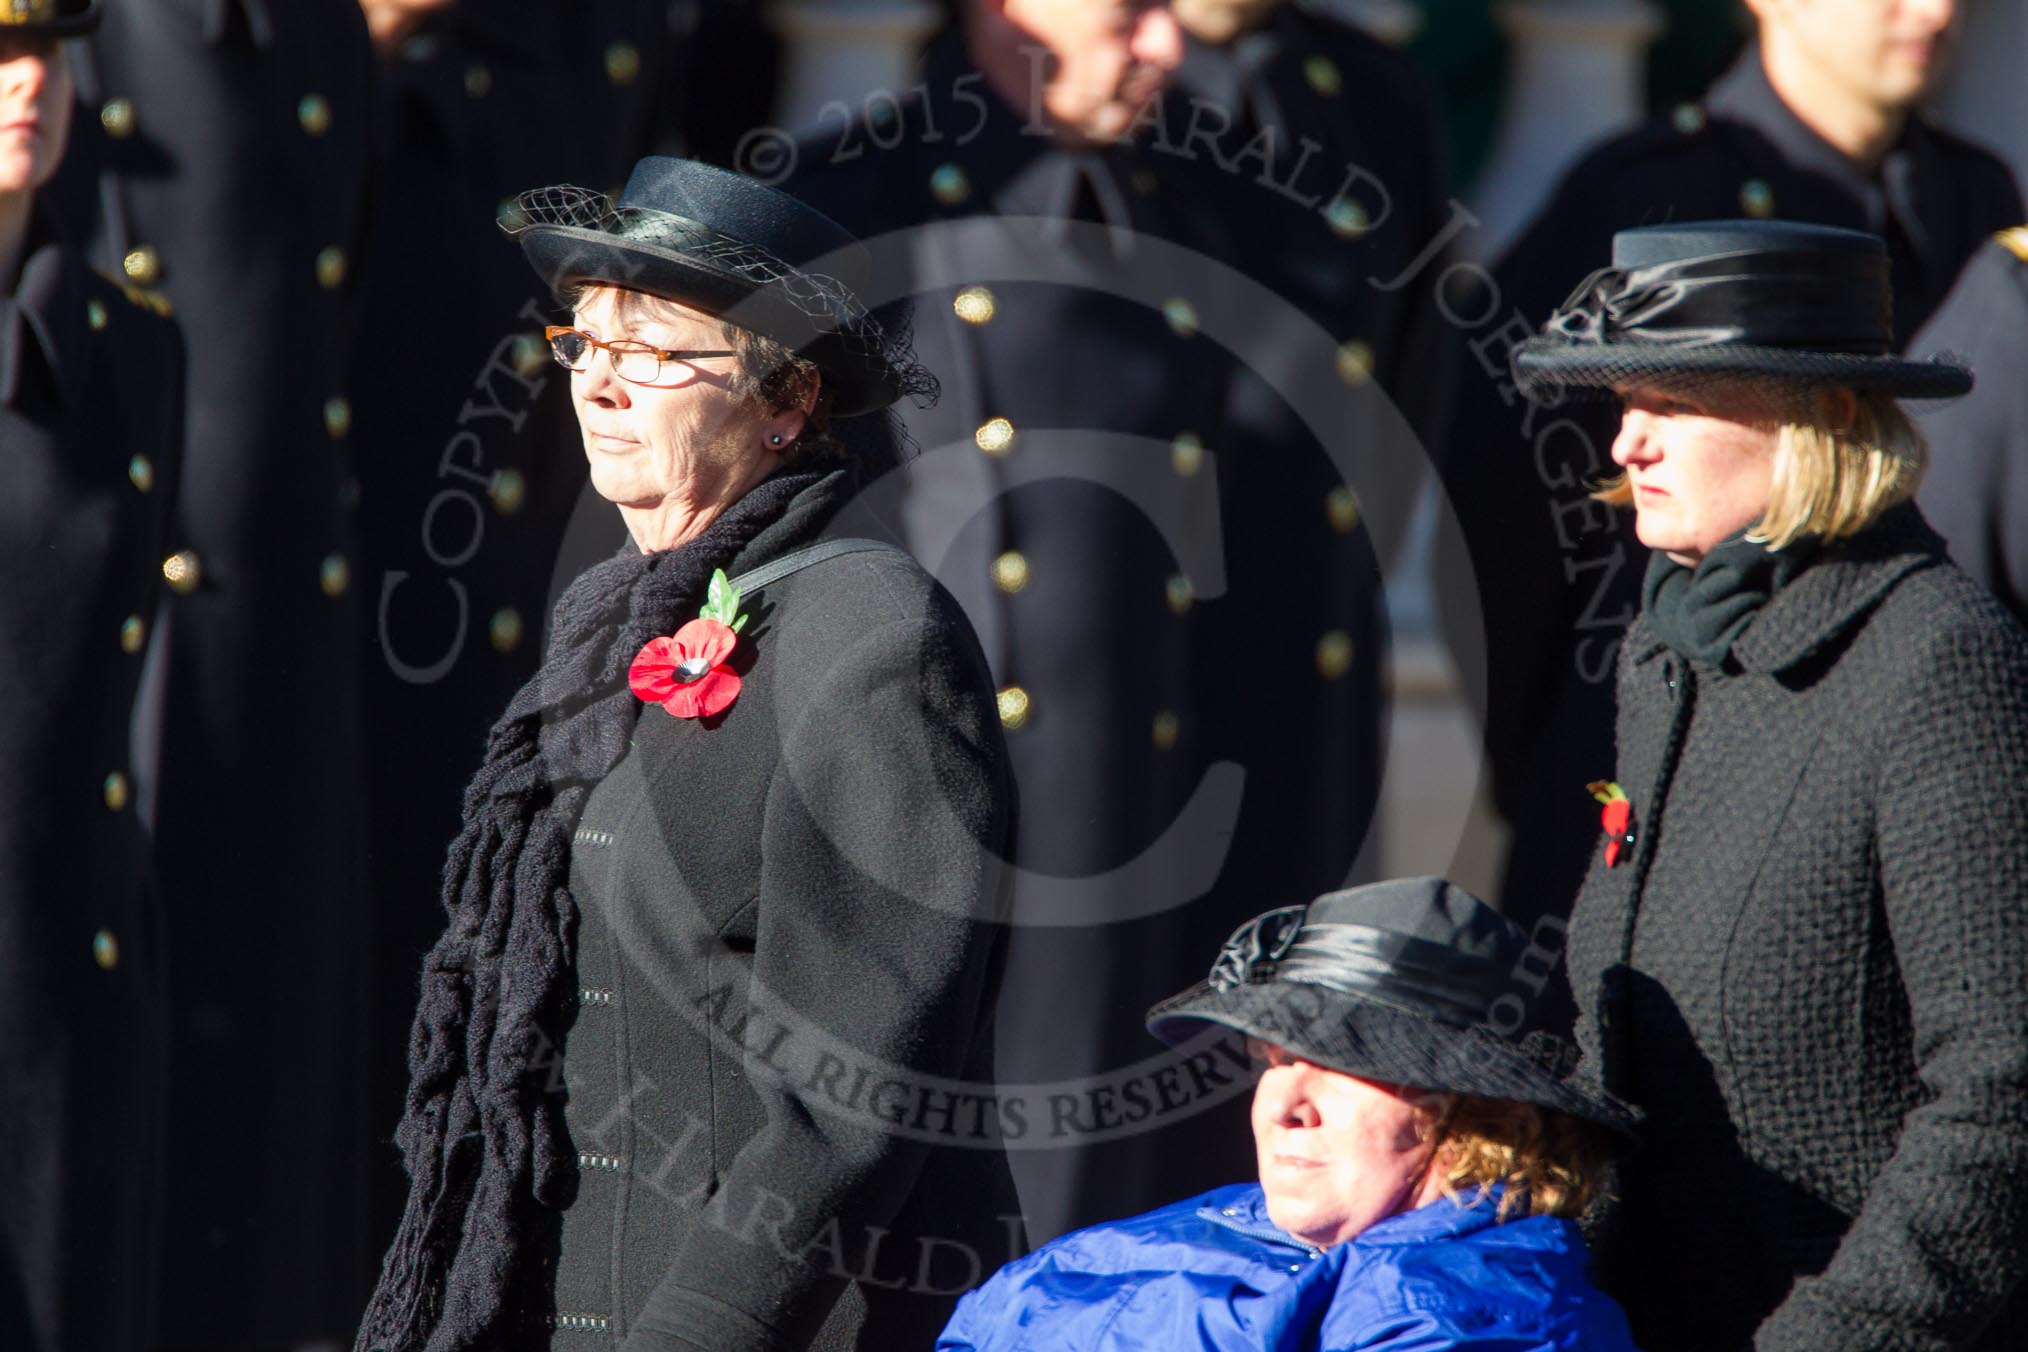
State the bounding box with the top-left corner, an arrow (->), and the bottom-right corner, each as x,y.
319,554 -> 350,598
490,608 -> 525,653
1163,297 -> 1200,339
464,64 -> 493,99
1739,179 -> 1776,218
1165,574 -> 1194,615
103,771 -> 130,812
489,468 -> 527,514
1171,431 -> 1205,477
162,549 -> 202,594
85,297 -> 108,331
991,551 -> 1030,594
509,333 -> 548,380
128,454 -> 154,493
930,163 -> 971,207
120,615 -> 147,655
315,246 -> 347,289
1673,102 -> 1706,134
1325,198 -> 1368,240
975,417 -> 1015,456
996,685 -> 1031,730
297,93 -> 332,136
1305,55 -> 1342,97
123,245 -> 161,285
953,285 -> 997,325
1130,168 -> 1158,196
1336,340 -> 1373,385
324,396 -> 352,439
1326,486 -> 1360,534
100,97 -> 136,139
93,930 -> 120,970
605,42 -> 642,85
1152,710 -> 1180,752
1316,630 -> 1353,680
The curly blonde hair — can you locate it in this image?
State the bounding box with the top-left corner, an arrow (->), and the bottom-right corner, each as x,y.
1411,1094 -> 1616,1222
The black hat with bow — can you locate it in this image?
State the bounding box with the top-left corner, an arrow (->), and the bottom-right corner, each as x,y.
503,156 -> 933,417
1147,877 -> 1641,1136
0,0 -> 99,34
1512,220 -> 1972,401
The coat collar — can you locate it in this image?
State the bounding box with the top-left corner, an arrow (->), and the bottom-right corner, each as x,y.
1200,1182 -> 1506,1252
0,206 -> 85,411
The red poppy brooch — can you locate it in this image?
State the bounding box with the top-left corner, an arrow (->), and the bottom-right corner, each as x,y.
629,569 -> 749,720
1587,780 -> 1635,868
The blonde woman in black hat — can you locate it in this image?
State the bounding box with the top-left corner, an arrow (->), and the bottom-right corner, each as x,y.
1516,220 -> 2028,1351
940,877 -> 1641,1351
356,158 -> 1017,1351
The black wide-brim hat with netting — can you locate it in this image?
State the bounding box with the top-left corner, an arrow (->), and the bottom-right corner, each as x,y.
504,156 -> 931,417
1147,877 -> 1642,1138
0,0 -> 100,35
1512,220 -> 1972,402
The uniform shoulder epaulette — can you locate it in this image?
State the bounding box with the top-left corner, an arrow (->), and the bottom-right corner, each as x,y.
1996,227 -> 2028,265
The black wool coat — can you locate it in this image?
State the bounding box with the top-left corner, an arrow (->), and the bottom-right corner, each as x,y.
1566,506 -> 2028,1351
550,475 -> 1019,1350
0,216 -> 181,1352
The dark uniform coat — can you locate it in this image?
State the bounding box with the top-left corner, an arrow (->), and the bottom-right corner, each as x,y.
1440,41 -> 2026,931
790,20 -> 1448,1243
1911,227 -> 2028,628
1565,507 -> 2028,1351
550,471 -> 1018,1349
0,213 -> 181,1352
50,1 -> 381,1340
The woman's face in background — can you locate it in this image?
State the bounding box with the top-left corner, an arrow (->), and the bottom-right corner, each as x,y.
1612,384 -> 1781,566
0,34 -> 72,195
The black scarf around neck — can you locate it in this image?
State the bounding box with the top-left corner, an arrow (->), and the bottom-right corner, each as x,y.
355,468 -> 827,1351
1642,530 -> 1817,668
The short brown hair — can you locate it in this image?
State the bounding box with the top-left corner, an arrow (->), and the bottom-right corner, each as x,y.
1412,1094 -> 1615,1221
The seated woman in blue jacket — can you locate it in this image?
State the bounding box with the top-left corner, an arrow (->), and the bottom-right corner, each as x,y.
941,877 -> 1642,1351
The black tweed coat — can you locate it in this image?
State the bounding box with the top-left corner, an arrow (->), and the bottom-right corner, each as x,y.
1566,505 -> 2028,1351
549,477 -> 1019,1350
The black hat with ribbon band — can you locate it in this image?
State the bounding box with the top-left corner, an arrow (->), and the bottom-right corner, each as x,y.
1147,877 -> 1641,1137
0,0 -> 99,34
504,156 -> 934,417
1512,220 -> 1972,401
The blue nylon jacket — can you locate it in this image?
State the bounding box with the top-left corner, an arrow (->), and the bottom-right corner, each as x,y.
938,1184 -> 1640,1351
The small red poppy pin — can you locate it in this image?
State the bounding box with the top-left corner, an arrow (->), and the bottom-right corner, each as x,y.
629,569 -> 749,720
1588,780 -> 1635,868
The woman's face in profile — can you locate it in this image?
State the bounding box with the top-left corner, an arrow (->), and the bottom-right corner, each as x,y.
0,34 -> 72,196
1611,383 -> 1781,566
1249,1042 -> 1441,1249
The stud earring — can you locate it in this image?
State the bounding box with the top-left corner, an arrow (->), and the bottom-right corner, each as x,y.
770,434 -> 784,446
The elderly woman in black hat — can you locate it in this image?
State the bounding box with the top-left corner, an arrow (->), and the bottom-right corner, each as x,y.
941,877 -> 1642,1351
1514,220 -> 2028,1351
355,158 -> 1016,1351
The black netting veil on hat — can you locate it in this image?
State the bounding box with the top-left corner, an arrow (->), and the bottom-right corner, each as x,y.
504,161 -> 936,418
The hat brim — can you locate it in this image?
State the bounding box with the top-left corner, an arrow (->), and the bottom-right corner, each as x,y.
520,225 -> 903,417
1513,337 -> 1973,402
1148,980 -> 1642,1139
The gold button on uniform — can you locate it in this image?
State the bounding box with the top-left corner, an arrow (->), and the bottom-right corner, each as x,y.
975,417 -> 1015,456
490,607 -> 525,653
1326,486 -> 1360,534
1336,340 -> 1374,386
86,298 -> 108,331
128,454 -> 153,493
162,549 -> 201,594
1326,198 -> 1368,240
298,93 -> 332,136
1165,574 -> 1194,615
100,97 -> 136,138
1151,710 -> 1180,752
931,164 -> 972,207
991,551 -> 1030,594
605,42 -> 641,85
315,246 -> 346,289
1673,102 -> 1707,135
324,396 -> 352,439
123,245 -> 161,285
102,771 -> 130,812
120,615 -> 146,655
92,930 -> 119,971
996,685 -> 1031,730
1740,179 -> 1776,218
489,468 -> 527,515
319,553 -> 350,598
1163,297 -> 1200,339
954,285 -> 997,325
1305,55 -> 1343,97
464,64 -> 492,99
1171,432 -> 1205,477
1316,630 -> 1353,680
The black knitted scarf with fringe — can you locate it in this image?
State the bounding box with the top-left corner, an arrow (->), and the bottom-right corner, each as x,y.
355,469 -> 826,1351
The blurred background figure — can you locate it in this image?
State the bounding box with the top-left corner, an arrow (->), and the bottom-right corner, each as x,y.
1436,0 -> 2022,937
0,1 -> 181,1349
788,0 -> 1448,1245
48,1 -> 380,1345
1911,225 -> 2028,630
